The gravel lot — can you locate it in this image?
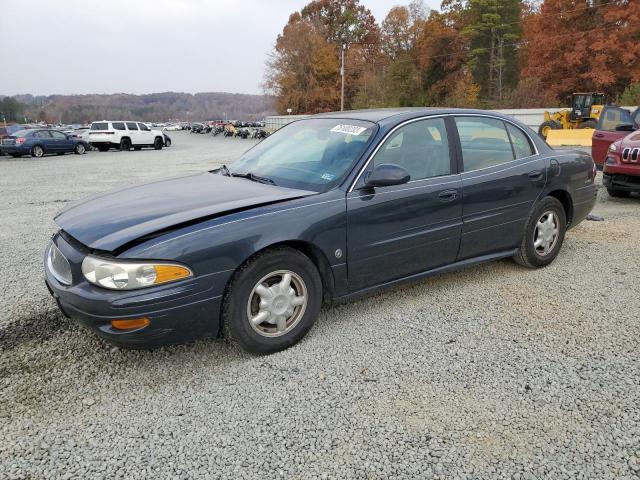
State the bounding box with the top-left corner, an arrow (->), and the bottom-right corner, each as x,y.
1,131 -> 639,479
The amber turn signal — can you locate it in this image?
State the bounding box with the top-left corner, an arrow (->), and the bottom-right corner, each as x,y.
154,265 -> 192,284
111,317 -> 151,330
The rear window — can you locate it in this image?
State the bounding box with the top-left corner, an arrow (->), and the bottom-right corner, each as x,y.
113,122 -> 126,130
91,123 -> 109,130
11,129 -> 32,137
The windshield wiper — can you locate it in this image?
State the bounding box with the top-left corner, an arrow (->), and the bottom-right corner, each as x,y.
230,172 -> 276,185
213,164 -> 231,176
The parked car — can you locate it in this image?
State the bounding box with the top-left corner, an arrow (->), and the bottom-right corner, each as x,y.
602,130 -> 640,197
592,105 -> 640,166
0,129 -> 89,158
190,123 -> 205,133
163,124 -> 181,131
45,108 -> 596,353
89,121 -> 165,151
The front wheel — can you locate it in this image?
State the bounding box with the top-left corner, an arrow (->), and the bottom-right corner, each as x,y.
514,197 -> 566,268
538,120 -> 562,139
153,137 -> 163,150
223,247 -> 322,354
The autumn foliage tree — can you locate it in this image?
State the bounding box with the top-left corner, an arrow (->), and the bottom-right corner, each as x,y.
267,0 -> 640,113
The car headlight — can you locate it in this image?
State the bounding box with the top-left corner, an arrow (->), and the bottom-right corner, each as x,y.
81,255 -> 193,290
609,143 -> 618,152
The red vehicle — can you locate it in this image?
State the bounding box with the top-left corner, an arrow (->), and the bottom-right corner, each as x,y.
602,130 -> 640,197
592,106 -> 640,166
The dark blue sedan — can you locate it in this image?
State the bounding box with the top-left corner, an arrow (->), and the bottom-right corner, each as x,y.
44,108 -> 597,353
1,128 -> 89,158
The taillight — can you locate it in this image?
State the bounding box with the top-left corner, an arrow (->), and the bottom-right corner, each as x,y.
15,137 -> 26,145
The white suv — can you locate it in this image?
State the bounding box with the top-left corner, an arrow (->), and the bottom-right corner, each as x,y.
89,121 -> 166,151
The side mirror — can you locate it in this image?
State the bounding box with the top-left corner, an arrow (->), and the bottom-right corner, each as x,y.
364,163 -> 410,188
615,123 -> 635,132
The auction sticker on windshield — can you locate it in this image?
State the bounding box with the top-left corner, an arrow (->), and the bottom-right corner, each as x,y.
330,124 -> 368,136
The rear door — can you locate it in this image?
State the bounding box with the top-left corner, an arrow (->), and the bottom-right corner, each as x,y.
346,117 -> 462,290
455,116 -> 546,260
35,130 -> 55,152
592,106 -> 634,166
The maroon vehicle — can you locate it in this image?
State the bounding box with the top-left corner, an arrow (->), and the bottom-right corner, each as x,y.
592,106 -> 640,166
603,130 -> 640,197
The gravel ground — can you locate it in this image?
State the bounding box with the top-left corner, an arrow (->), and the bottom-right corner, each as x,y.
1,132 -> 639,479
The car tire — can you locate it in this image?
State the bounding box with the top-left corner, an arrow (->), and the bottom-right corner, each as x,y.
120,138 -> 131,151
153,137 -> 163,150
514,196 -> 567,269
98,146 -> 109,152
31,145 -> 45,158
74,143 -> 86,154
222,247 -> 322,354
606,187 -> 630,198
164,138 -> 171,147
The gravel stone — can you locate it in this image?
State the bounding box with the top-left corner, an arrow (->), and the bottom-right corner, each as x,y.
1,136 -> 639,479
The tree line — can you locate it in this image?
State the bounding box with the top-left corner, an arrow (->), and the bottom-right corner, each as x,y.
0,92 -> 276,125
265,0 -> 640,114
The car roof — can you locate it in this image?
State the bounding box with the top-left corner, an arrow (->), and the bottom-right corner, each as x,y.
311,107 -> 526,125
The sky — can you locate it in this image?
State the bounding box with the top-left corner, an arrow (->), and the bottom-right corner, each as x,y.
0,0 -> 441,96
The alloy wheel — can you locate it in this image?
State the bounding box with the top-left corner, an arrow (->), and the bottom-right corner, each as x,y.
533,211 -> 559,256
246,270 -> 307,337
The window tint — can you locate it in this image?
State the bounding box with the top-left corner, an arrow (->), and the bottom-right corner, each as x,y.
91,123 -> 108,130
50,131 -> 67,140
371,118 -> 450,181
455,117 -> 514,171
112,122 -> 125,130
138,123 -> 150,131
36,131 -> 52,139
126,122 -> 138,130
597,107 -> 632,132
506,124 -> 534,158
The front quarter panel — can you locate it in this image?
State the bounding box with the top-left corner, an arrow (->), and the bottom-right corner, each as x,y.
119,190 -> 348,297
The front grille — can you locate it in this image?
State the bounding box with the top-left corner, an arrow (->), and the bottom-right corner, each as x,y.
47,243 -> 72,285
622,148 -> 630,161
632,148 -> 640,162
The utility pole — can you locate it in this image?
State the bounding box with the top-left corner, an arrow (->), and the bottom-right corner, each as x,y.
340,44 -> 346,112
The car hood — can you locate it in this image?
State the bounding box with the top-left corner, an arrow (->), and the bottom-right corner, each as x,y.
55,172 -> 316,251
620,131 -> 640,147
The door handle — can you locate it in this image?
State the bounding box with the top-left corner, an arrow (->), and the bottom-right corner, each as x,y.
594,133 -> 604,138
528,170 -> 544,181
438,189 -> 458,202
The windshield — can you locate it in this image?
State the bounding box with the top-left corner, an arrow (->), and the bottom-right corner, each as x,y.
228,118 -> 376,191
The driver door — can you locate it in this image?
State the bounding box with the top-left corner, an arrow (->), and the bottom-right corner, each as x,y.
346,117 -> 462,291
592,106 -> 634,165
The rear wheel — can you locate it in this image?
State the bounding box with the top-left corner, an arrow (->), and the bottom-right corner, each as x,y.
74,143 -> 86,154
120,138 -> 131,151
31,145 -> 44,158
514,197 -> 566,268
223,247 -> 322,354
607,187 -> 630,198
153,137 -> 163,150
538,121 -> 562,139
580,119 -> 597,129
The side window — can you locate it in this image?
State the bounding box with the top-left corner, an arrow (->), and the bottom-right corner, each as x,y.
371,118 -> 450,182
50,131 -> 67,140
112,122 -> 126,131
506,124 -> 534,159
138,123 -> 150,131
36,131 -> 52,139
126,122 -> 138,131
455,117 -> 514,171
597,107 -> 632,131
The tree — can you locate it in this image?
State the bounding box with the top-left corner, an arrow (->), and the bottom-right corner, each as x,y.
521,0 -> 640,103
462,0 -> 523,103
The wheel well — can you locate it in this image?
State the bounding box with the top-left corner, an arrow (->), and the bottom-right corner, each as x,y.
237,241 -> 335,302
547,189 -> 573,226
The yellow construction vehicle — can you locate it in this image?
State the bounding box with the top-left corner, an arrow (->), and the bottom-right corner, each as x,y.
539,92 -> 606,146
